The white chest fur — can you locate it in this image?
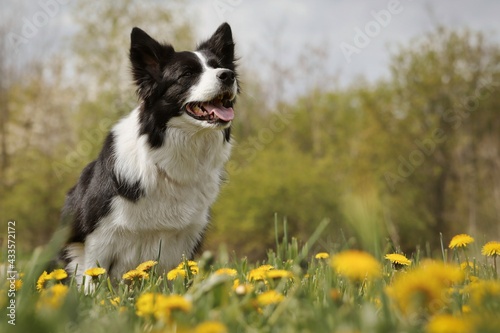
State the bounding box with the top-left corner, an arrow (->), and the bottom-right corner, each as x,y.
78,108 -> 231,280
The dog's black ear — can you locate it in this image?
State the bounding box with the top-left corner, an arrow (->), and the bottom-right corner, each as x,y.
130,27 -> 174,100
197,23 -> 235,69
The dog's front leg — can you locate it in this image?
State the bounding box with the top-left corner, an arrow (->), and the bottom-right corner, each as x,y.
82,234 -> 115,294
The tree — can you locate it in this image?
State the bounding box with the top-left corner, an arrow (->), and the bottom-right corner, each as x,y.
211,27 -> 500,258
381,27 -> 500,249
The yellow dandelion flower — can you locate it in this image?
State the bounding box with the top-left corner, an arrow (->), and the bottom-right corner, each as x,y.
331,250 -> 382,281
385,253 -> 411,267
167,268 -> 187,280
187,260 -> 198,267
388,260 -> 463,315
135,293 -> 191,320
110,297 -> 120,307
84,267 -> 106,278
36,271 -> 51,291
419,260 -> 464,285
256,264 -> 274,271
449,234 -> 474,249
388,275 -> 442,315
248,268 -> 267,282
426,314 -> 472,333
14,279 -> 23,291
315,252 -> 330,259
49,269 -> 68,281
466,279 -> 500,308
162,294 -> 192,313
194,321 -> 228,333
256,290 -> 284,306
135,292 -> 167,319
481,241 -> 500,257
37,284 -> 69,310
135,292 -> 155,316
214,268 -> 238,277
246,264 -> 275,281
460,262 -> 476,271
265,269 -> 293,280
176,260 -> 199,275
122,269 -> 149,280
136,260 -> 158,272
100,297 -> 120,307
469,275 -> 479,283
177,260 -> 198,269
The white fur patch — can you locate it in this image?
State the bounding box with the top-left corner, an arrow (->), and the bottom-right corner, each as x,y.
65,243 -> 85,281
68,106 -> 232,283
185,52 -> 238,105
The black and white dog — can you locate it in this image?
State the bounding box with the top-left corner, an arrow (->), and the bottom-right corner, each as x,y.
60,23 -> 238,284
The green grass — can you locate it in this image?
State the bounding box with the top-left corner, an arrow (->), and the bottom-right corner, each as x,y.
1,220 -> 500,333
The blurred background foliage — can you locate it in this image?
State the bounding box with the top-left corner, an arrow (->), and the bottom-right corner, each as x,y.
1,1 -> 499,260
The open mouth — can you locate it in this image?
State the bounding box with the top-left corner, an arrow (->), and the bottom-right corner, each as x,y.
185,93 -> 235,124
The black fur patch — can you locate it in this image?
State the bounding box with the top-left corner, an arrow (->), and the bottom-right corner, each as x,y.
62,133 -> 143,243
197,23 -> 236,71
224,127 -> 231,143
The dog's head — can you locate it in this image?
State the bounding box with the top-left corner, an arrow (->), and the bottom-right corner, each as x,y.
129,23 -> 239,146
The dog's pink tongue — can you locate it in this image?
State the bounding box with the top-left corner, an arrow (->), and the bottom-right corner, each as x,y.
203,102 -> 234,121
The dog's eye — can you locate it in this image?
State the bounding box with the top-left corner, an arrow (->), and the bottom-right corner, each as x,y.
182,71 -> 193,78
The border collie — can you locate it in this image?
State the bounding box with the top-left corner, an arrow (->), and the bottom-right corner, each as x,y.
60,23 -> 239,285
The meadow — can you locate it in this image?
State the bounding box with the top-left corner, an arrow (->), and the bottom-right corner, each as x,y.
2,220 -> 500,333
2,3 -> 500,333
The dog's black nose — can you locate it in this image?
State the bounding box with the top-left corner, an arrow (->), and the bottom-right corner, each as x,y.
217,69 -> 235,85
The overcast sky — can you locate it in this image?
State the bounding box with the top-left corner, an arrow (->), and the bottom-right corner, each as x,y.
4,0 -> 500,96
187,0 -> 500,87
